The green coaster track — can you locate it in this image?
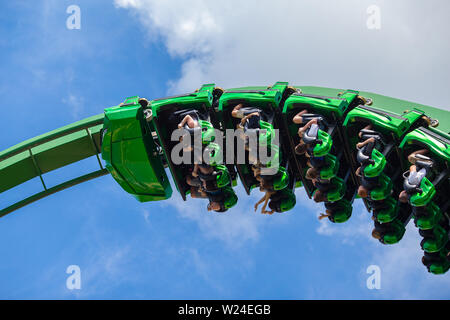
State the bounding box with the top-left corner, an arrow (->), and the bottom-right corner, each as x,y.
1,82 -> 449,274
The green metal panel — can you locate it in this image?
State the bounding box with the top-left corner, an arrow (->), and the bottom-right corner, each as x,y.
0,115 -> 104,192
102,96 -> 172,202
344,106 -> 424,139
0,169 -> 108,218
400,127 -> 450,162
0,114 -> 106,217
281,88 -> 361,199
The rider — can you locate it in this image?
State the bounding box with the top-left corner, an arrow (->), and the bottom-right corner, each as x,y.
398,149 -> 432,203
254,188 -> 295,214
186,169 -> 234,213
355,126 -> 384,198
311,178 -> 334,203
266,189 -> 296,214
176,113 -> 201,153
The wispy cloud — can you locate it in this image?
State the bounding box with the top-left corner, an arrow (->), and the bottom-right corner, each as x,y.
62,94 -> 84,120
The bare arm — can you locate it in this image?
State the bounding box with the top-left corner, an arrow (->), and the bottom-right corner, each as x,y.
231,103 -> 244,118
356,137 -> 375,149
292,109 -> 308,124
358,124 -> 373,138
298,118 -> 318,137
240,112 -> 260,125
407,149 -> 429,164
178,115 -> 197,129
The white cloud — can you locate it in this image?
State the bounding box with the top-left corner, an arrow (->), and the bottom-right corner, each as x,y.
115,0 -> 450,110
114,0 -> 221,57
62,94 -> 84,120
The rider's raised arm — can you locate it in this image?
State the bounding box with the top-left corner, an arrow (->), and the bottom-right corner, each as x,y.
292,109 -> 308,124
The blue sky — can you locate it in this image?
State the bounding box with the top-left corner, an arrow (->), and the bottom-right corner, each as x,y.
0,0 -> 449,299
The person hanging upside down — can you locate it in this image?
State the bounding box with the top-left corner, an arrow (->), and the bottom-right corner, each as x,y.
231,103 -> 262,130
294,117 -> 325,157
304,155 -> 331,180
355,128 -> 384,198
186,166 -> 233,213
293,109 -> 325,127
398,149 -> 432,203
318,200 -> 351,223
265,189 -> 296,214
355,167 -> 380,198
311,178 -> 333,203
176,113 -> 202,153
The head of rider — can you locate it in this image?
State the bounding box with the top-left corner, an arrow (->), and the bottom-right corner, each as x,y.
207,201 -> 227,212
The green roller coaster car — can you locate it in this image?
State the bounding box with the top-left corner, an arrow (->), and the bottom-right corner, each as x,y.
318,153 -> 339,180
197,119 -> 216,144
369,173 -> 393,201
310,129 -> 333,157
382,220 -> 406,245
2,83 -> 450,275
399,127 -> 450,162
275,188 -> 296,213
272,166 -> 289,191
428,248 -> 450,275
362,148 -> 386,178
326,199 -> 352,223
409,177 -> 436,207
414,202 -> 442,230
216,85 -> 283,193
344,107 -> 425,140
313,176 -> 346,202
257,120 -> 275,147
430,260 -> 450,275
421,224 -> 448,253
212,164 -> 231,189
222,186 -> 238,210
149,84 -> 238,200
373,197 -> 398,224
101,96 -> 172,202
281,89 -> 362,200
